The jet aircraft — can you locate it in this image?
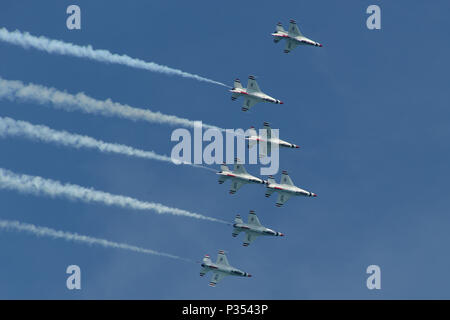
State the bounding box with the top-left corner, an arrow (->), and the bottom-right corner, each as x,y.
200,250 -> 252,287
272,19 -> 323,53
232,210 -> 284,246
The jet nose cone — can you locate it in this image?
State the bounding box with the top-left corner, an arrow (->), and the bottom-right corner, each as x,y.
319,43 -> 323,47
279,233 -> 284,237
279,101 -> 284,104
294,145 -> 300,149
247,274 -> 252,277
312,193 -> 318,197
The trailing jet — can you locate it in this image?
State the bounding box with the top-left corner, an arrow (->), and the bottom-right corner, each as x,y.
230,75 -> 283,112
272,19 -> 323,53
217,160 -> 265,194
200,250 -> 252,287
266,170 -> 317,207
247,122 -> 300,157
232,210 -> 284,246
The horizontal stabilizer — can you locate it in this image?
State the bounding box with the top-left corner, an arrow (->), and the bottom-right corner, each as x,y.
276,22 -> 285,33
233,78 -> 243,89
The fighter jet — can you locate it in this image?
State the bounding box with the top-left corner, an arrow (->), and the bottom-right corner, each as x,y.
200,250 -> 252,287
272,19 -> 323,53
247,122 -> 300,157
230,75 -> 283,112
232,210 -> 284,246
266,170 -> 317,207
217,160 -> 265,194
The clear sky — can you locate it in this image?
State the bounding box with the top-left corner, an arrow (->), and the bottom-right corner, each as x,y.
0,0 -> 449,299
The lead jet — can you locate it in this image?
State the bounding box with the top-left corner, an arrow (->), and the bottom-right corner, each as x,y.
266,170 -> 317,207
247,122 -> 300,157
200,250 -> 252,287
217,160 -> 265,194
232,210 -> 284,246
272,19 -> 323,53
230,75 -> 283,112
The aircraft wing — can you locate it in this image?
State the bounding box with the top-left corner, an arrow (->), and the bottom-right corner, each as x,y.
233,163 -> 248,174
242,97 -> 258,112
247,76 -> 262,93
280,171 -> 294,186
248,210 -> 262,227
288,20 -> 303,37
276,191 -> 292,207
243,232 -> 259,247
216,250 -> 230,266
284,39 -> 299,53
209,271 -> 227,287
230,180 -> 245,194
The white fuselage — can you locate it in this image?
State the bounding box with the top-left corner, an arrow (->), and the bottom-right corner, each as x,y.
230,88 -> 283,105
267,181 -> 315,197
271,31 -> 322,47
246,135 -> 299,149
217,170 -> 265,185
233,222 -> 283,238
201,261 -> 250,278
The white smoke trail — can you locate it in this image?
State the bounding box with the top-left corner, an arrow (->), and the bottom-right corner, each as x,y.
0,116 -> 213,171
0,168 -> 227,224
0,77 -> 221,131
0,219 -> 191,262
0,28 -> 229,87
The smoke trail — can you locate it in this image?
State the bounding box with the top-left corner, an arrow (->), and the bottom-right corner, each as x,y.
0,116 -> 213,171
0,77 -> 221,131
0,219 -> 191,262
0,28 -> 229,87
0,168 -> 227,224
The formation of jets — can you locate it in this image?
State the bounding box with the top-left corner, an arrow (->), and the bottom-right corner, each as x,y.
201,18 -> 322,287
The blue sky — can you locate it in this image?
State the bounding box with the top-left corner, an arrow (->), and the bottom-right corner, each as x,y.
0,0 -> 449,299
